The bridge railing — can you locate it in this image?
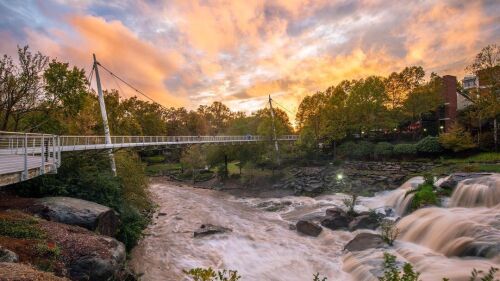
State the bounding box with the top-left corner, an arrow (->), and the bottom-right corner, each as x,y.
0,131 -> 60,179
58,135 -> 298,151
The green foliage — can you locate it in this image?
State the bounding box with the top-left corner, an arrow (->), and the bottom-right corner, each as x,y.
184,268 -> 241,281
143,155 -> 166,164
467,267 -> 499,281
439,123 -> 477,152
393,144 -> 417,156
0,217 -> 45,239
378,252 -> 421,281
35,242 -> 61,258
116,204 -> 149,251
375,142 -> 394,158
407,183 -> 438,211
416,136 -> 442,154
338,141 -> 374,159
380,221 -> 399,246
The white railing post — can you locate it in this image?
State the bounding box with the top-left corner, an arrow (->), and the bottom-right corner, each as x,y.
40,135 -> 45,175
22,133 -> 28,180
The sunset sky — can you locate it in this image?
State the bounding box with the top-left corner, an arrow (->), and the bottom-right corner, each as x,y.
1,0 -> 499,119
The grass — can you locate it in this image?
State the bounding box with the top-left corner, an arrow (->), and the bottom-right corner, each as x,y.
442,152 -> 500,164
145,162 -> 182,176
0,216 -> 45,239
143,155 -> 166,164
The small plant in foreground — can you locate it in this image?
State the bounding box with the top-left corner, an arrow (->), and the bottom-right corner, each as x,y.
378,252 -> 420,281
467,267 -> 499,281
313,272 -> 327,281
380,221 -> 399,246
342,193 -> 358,216
184,267 -> 241,281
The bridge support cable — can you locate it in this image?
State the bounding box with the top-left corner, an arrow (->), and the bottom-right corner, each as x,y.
268,95 -> 280,166
93,54 -> 117,176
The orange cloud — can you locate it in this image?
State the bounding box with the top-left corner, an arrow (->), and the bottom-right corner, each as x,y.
27,15 -> 187,107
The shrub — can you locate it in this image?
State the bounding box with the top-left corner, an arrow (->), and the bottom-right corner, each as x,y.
416,136 -> 442,154
393,144 -> 417,156
184,268 -> 241,281
378,252 -> 420,281
342,193 -> 358,216
439,123 -> 476,152
338,141 -> 374,159
337,141 -> 357,158
374,142 -> 394,158
380,221 -> 399,246
0,217 -> 45,239
406,183 -> 438,211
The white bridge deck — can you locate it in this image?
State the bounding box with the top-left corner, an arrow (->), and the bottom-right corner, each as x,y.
0,133 -> 298,186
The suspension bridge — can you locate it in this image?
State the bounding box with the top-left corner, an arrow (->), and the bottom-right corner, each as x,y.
0,54 -> 298,187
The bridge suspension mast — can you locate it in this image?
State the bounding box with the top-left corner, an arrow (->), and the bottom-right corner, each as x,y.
93,54 -> 117,176
268,95 -> 280,166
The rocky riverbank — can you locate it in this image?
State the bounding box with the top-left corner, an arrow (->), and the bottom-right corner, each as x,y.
0,195 -> 131,281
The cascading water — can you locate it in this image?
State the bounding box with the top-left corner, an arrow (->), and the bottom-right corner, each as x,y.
131,175 -> 500,281
449,174 -> 500,207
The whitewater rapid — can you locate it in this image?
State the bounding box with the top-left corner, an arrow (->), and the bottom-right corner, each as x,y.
130,176 -> 500,281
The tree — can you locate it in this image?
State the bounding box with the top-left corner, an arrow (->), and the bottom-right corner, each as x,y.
180,145 -> 207,183
385,66 -> 425,110
466,44 -> 500,151
296,91 -> 328,138
439,122 -> 477,152
0,45 -> 48,130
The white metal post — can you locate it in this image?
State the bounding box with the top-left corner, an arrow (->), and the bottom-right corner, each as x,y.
93,54 -> 117,176
23,134 -> 28,180
268,95 -> 280,166
40,135 -> 45,174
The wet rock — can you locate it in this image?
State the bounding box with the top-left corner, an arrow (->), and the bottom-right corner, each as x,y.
0,246 -> 18,263
321,210 -> 351,230
69,237 -> 125,281
32,197 -> 120,236
344,233 -> 386,252
296,220 -> 322,237
348,215 -> 380,231
437,173 -> 492,189
460,241 -> 500,259
157,212 -> 167,216
194,224 -> 232,238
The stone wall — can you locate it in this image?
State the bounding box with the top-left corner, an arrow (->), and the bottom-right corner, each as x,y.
276,161 -> 436,196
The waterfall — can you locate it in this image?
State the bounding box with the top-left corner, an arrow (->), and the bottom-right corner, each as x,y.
449,174 -> 500,208
383,177 -> 423,215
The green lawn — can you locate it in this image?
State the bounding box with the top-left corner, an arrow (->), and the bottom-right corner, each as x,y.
442,152 -> 500,164
145,162 -> 182,176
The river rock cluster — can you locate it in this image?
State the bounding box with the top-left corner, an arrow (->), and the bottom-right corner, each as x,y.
275,161 -> 435,196
296,206 -> 385,237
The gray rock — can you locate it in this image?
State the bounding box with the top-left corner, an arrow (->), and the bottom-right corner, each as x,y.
460,241 -> 500,259
33,197 -> 120,236
321,209 -> 351,230
296,220 -> 322,237
438,173 -> 492,189
344,233 -> 386,252
0,247 -> 18,263
69,237 -> 126,281
349,215 -> 380,231
194,224 -> 232,238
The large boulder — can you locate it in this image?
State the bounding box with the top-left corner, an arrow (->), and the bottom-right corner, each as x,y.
344,233 -> 386,252
321,208 -> 351,230
32,197 -> 120,236
437,173 -> 492,189
0,246 -> 18,263
296,220 -> 323,237
194,224 -> 232,238
69,237 -> 126,281
348,215 -> 380,231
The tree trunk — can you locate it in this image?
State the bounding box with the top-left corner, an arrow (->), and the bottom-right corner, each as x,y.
494,117 -> 498,152
224,154 -> 228,179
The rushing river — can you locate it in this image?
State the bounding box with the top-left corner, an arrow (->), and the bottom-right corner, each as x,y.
130,175 -> 500,281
